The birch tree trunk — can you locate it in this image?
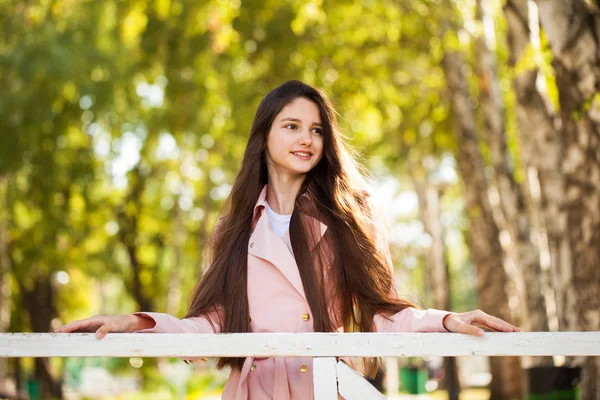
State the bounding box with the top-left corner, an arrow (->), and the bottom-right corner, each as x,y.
504,0 -> 566,343
415,183 -> 448,312
474,0 -> 552,369
442,45 -> 523,400
414,181 -> 460,400
535,1 -> 600,397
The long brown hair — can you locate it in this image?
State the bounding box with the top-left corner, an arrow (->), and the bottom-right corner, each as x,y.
186,80 -> 416,376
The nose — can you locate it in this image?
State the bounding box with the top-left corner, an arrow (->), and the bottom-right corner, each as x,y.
299,129 -> 312,145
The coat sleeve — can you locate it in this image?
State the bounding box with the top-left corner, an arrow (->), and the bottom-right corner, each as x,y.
365,193 -> 452,333
132,311 -> 221,334
374,308 -> 451,333
131,311 -> 221,364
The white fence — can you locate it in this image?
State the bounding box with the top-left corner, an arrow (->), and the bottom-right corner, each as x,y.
1,332 -> 599,399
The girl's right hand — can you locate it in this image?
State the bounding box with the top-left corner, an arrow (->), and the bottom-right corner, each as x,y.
54,314 -> 147,339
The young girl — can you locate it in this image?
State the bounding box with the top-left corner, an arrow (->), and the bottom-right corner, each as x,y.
56,80 -> 520,399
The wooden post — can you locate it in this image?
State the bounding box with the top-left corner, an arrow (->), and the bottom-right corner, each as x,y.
313,357 -> 337,399
336,361 -> 386,399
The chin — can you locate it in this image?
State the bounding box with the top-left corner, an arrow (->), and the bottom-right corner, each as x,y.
287,166 -> 313,175
291,169 -> 312,176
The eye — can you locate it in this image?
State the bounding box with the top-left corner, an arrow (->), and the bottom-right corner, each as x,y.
284,123 -> 298,130
312,127 -> 322,135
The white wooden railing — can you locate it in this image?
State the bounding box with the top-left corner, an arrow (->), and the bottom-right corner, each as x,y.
1,332 -> 599,399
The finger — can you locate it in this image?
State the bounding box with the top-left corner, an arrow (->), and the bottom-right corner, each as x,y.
472,324 -> 503,333
457,321 -> 485,336
55,321 -> 83,333
469,310 -> 519,332
95,324 -> 112,339
55,318 -> 99,333
475,314 -> 521,332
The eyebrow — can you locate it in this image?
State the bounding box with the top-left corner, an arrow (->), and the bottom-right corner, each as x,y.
279,117 -> 322,126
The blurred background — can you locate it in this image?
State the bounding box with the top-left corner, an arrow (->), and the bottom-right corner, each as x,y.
0,0 -> 599,399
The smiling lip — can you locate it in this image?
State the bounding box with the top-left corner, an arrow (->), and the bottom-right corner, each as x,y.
291,151 -> 313,159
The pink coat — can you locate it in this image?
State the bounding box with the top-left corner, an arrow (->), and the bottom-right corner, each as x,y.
134,185 -> 450,399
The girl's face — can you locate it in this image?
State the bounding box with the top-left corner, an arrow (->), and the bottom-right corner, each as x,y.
265,97 -> 324,178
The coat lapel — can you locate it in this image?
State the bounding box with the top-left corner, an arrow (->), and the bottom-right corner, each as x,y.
249,212 -> 307,300
248,185 -> 328,301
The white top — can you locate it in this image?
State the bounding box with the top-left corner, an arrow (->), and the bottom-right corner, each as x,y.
265,201 -> 292,238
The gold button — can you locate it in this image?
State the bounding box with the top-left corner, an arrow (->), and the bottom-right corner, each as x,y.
250,242 -> 256,248
302,313 -> 310,321
300,365 -> 308,373
250,364 -> 257,371
249,316 -> 252,322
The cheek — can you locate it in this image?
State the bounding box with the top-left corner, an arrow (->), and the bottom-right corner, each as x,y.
267,131 -> 294,159
266,131 -> 283,155
314,138 -> 325,159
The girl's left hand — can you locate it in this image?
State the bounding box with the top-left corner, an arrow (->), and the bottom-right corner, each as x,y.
442,309 -> 521,336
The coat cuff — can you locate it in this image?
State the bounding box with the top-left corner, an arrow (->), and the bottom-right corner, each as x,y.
442,312 -> 452,332
132,312 -> 158,333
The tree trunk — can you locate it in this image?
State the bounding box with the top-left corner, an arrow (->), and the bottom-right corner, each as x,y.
414,182 -> 460,400
535,1 -> 600,398
442,44 -> 523,400
0,177 -> 12,394
415,183 -> 449,311
20,276 -> 63,399
504,0 -> 566,341
117,166 -> 154,312
475,0 -> 552,370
